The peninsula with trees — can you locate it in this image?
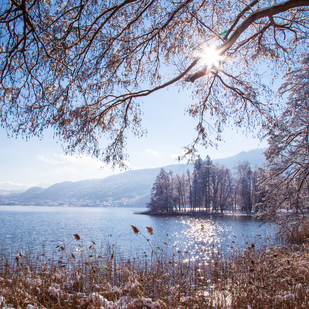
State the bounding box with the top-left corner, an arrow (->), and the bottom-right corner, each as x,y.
145,156 -> 262,215
1,1 -> 309,307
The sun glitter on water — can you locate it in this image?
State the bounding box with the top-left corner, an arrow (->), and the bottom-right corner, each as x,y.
172,218 -> 227,263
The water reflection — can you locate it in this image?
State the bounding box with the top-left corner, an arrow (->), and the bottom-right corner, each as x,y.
0,206 -> 276,262
173,218 -> 226,262
141,215 -> 276,263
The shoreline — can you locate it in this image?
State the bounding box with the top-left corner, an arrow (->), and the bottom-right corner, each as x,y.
135,210 -> 258,217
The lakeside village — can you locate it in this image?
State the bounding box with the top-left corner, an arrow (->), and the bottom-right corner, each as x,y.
1,157 -> 309,309
0,199 -> 118,207
1,156 -> 270,214
2,155 -> 307,215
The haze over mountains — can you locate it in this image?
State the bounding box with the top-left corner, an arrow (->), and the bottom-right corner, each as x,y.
0,148 -> 266,207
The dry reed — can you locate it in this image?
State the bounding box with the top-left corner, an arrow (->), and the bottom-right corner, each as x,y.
0,224 -> 308,308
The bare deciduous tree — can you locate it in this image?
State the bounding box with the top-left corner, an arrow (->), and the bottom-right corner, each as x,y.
260,54 -> 309,218
0,0 -> 308,166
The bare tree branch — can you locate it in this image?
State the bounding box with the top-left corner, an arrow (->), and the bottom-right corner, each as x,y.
188,0 -> 309,82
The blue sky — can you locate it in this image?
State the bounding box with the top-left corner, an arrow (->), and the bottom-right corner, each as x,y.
0,85 -> 267,190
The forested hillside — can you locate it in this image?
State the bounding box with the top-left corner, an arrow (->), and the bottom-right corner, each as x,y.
0,149 -> 265,207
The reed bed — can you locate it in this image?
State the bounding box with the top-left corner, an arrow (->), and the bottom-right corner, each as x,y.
0,223 -> 309,308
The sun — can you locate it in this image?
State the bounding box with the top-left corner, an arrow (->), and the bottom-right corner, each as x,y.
198,43 -> 223,68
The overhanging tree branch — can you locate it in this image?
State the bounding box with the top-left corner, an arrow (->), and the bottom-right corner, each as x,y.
187,0 -> 309,83
0,0 -> 308,167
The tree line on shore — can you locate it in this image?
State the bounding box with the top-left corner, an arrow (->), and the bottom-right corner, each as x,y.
147,53 -> 309,217
0,1 -> 308,220
147,156 -> 262,214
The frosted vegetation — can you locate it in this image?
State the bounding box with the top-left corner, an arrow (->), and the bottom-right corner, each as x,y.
1,0 -> 309,307
147,157 -> 262,214
148,55 -> 309,222
1,222 -> 309,308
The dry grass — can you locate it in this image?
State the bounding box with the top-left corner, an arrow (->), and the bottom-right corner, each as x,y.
218,243 -> 309,308
277,217 -> 309,244
1,224 -> 309,308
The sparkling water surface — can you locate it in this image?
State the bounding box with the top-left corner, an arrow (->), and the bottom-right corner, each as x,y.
0,206 -> 276,260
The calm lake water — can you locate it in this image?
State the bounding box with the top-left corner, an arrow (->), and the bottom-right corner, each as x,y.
0,206 -> 277,261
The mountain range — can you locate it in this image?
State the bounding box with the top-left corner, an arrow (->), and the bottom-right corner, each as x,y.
0,148 -> 266,207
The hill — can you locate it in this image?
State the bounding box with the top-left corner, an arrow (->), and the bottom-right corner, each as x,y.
0,148 -> 266,207
213,148 -> 266,169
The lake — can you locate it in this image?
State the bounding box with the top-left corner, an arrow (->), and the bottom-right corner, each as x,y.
0,206 -> 277,262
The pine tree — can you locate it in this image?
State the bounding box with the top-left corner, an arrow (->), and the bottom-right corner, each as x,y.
187,169 -> 193,211
235,161 -> 253,213
213,164 -> 234,213
147,168 -> 174,212
174,173 -> 188,211
191,156 -> 204,211
203,155 -> 213,211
